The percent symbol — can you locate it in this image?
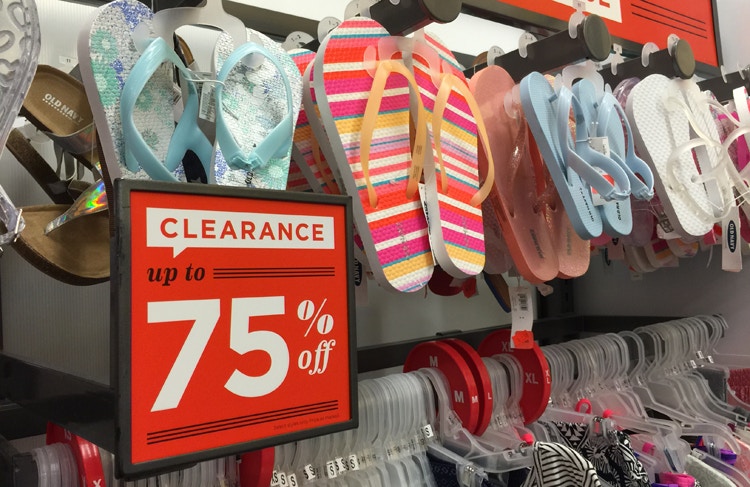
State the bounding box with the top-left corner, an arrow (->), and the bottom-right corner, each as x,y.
297,299 -> 335,336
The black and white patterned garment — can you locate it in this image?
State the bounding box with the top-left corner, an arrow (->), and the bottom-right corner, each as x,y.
520,441 -> 603,487
540,421 -> 651,487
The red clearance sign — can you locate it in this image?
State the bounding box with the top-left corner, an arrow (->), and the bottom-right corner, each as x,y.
114,181 -> 355,476
494,0 -> 718,67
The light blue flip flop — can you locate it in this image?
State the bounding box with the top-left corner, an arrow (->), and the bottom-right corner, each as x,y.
597,91 -> 654,200
520,72 -> 604,239
120,37 -> 213,181
572,78 -> 633,237
215,42 -> 295,182
212,30 -> 302,190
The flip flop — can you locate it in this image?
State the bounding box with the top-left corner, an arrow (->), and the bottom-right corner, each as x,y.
0,0 -> 40,153
285,158 -> 313,192
411,33 -> 491,279
212,29 -> 302,190
468,65 -> 557,284
288,48 -> 340,195
78,0 -> 162,182
526,125 -> 590,279
12,205 -> 110,285
314,18 -> 433,292
571,78 -> 633,237
626,74 -> 718,237
120,36 -> 213,182
520,72 -> 604,239
20,65 -> 99,173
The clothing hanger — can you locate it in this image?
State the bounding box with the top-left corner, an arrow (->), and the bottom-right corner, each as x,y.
699,66 -> 750,103
301,0 -> 461,52
463,4 -> 612,82
599,35 -> 695,89
135,0 -> 247,53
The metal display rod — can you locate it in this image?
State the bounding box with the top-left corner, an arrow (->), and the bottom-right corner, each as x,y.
304,0 -> 462,51
600,39 -> 695,88
698,68 -> 750,103
464,13 -> 611,81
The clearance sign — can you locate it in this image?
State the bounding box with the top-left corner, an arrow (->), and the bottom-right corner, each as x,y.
113,180 -> 356,477
493,0 -> 719,67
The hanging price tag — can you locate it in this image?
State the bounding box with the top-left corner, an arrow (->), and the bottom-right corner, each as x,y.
509,286 -> 534,349
722,206 -> 742,272
113,180 -> 357,477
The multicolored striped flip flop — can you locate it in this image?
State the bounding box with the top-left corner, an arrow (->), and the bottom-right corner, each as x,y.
314,18 -> 433,293
410,32 -> 490,279
285,158 -> 312,192
289,48 -> 341,195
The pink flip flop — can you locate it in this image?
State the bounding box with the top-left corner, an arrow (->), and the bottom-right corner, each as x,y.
410,32 -> 492,279
314,18 -> 433,292
289,48 -> 341,195
526,125 -> 590,279
468,65 -> 558,284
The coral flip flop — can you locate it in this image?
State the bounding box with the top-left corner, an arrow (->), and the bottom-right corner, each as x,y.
314,18 -> 433,292
526,126 -> 590,279
468,65 -> 557,284
411,33 -> 491,279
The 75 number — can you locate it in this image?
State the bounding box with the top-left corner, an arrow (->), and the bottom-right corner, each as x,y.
147,297 -> 289,412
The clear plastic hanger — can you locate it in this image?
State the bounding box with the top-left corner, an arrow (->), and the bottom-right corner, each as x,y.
140,0 -> 247,52
414,368 -> 535,475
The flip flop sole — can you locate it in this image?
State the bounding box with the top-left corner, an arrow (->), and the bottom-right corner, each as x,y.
521,72 -> 603,239
314,18 -> 433,293
413,33 -> 485,278
13,205 -> 110,285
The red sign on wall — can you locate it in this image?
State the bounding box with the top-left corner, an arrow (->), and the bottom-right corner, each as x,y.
114,181 -> 355,477
494,0 -> 718,67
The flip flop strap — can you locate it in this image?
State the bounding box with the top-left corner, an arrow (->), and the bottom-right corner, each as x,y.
0,184 -> 23,247
215,42 -> 295,173
555,86 -> 630,200
432,73 -> 495,207
599,92 -> 654,199
359,59 -> 428,208
121,37 -> 213,181
664,85 -> 734,217
666,136 -> 732,222
311,135 -> 340,194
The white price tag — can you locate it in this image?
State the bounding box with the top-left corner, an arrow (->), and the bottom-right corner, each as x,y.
510,286 -> 534,349
325,460 -> 337,479
271,470 -> 280,486
335,457 -> 347,474
422,424 -> 435,440
287,473 -> 297,487
348,454 -> 360,471
418,183 -> 437,265
722,206 -> 742,272
198,82 -> 216,123
588,137 -> 615,207
278,471 -> 288,487
303,464 -> 316,481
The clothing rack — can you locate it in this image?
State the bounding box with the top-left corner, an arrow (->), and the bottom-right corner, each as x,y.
699,68 -> 750,102
599,38 -> 695,88
463,13 -> 611,81
301,0 -> 462,52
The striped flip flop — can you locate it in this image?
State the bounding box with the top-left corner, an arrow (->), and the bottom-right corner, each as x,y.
410,32 -> 491,279
289,48 -> 341,195
314,18 -> 433,293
